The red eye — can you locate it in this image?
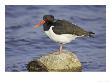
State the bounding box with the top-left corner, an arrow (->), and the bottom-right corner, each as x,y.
44,18 -> 48,22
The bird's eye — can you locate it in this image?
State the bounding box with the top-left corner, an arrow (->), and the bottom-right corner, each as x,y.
44,18 -> 48,21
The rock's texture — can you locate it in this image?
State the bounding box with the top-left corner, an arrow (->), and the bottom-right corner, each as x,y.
27,60 -> 48,72
27,50 -> 82,72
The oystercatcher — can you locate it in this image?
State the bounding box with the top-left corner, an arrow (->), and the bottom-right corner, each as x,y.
33,15 -> 95,54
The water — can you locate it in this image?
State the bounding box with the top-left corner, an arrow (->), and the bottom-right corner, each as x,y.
5,5 -> 106,72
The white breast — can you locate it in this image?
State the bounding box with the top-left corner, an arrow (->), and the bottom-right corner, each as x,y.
45,26 -> 78,44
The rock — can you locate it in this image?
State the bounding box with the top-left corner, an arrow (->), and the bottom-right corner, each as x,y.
27,60 -> 48,72
27,50 -> 82,72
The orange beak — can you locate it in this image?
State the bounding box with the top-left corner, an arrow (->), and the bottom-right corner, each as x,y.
33,20 -> 45,29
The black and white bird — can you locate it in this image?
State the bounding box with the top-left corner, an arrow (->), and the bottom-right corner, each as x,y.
33,15 -> 95,54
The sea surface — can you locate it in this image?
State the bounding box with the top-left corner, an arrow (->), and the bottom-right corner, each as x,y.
5,5 -> 106,72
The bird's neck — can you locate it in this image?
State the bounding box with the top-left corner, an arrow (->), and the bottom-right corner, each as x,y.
43,21 -> 53,31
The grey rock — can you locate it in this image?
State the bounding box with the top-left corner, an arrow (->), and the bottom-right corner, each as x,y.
27,50 -> 82,72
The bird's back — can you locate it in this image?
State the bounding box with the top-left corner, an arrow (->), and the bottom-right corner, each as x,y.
53,20 -> 90,36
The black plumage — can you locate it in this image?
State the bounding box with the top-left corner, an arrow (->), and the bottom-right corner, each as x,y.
53,20 -> 88,36
44,19 -> 95,37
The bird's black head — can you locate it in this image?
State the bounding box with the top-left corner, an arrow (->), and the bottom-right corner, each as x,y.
43,15 -> 54,22
33,15 -> 54,29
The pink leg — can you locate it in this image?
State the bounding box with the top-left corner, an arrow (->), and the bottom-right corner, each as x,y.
59,43 -> 63,54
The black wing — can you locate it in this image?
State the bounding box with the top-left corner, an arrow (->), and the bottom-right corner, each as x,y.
52,20 -> 89,36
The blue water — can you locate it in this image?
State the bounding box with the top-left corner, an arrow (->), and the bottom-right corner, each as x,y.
5,5 -> 106,72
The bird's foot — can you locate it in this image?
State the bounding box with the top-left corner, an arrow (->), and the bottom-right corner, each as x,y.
59,43 -> 63,55
59,48 -> 64,54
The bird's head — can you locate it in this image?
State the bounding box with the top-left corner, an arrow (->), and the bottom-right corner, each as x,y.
33,15 -> 54,29
43,15 -> 54,22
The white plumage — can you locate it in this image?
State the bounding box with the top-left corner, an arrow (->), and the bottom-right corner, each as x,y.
45,26 -> 78,44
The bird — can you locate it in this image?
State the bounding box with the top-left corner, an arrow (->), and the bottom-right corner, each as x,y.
33,15 -> 95,54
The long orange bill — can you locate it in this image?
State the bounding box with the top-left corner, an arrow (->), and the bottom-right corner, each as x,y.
33,20 -> 45,30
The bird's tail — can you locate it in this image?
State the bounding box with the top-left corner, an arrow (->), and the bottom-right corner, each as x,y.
88,31 -> 95,38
